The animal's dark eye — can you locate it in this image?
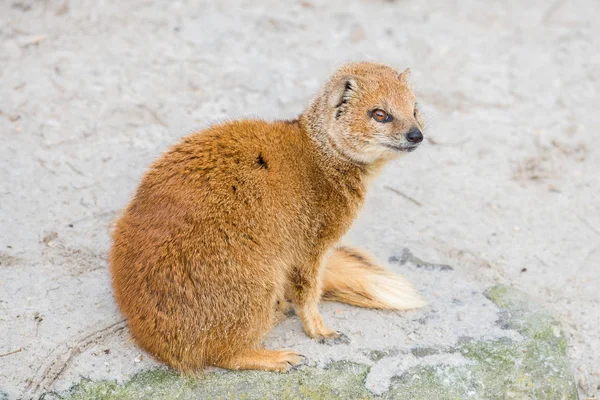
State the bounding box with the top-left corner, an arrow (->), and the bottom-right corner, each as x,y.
371,109 -> 392,123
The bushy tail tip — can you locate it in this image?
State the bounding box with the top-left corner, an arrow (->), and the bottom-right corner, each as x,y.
321,247 -> 426,310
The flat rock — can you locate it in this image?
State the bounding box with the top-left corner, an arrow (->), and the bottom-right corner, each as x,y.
34,259 -> 576,399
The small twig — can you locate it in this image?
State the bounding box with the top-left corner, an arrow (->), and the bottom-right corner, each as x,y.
36,158 -> 58,176
0,347 -> 23,358
383,185 -> 423,207
543,0 -> 567,23
46,285 -> 62,295
578,216 -> 600,236
66,161 -> 85,176
0,110 -> 20,122
138,104 -> 168,127
26,319 -> 126,396
534,255 -> 548,267
67,209 -> 117,226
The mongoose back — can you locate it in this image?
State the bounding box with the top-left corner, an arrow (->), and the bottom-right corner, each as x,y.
110,62 -> 426,373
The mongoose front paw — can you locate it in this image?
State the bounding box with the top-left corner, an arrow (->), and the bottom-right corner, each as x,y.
317,331 -> 350,345
287,353 -> 307,372
276,350 -> 306,372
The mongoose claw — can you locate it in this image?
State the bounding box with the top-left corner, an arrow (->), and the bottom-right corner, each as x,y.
317,331 -> 350,345
333,332 -> 351,345
287,354 -> 308,372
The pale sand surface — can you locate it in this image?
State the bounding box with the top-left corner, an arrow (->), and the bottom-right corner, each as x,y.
1,0 -> 598,398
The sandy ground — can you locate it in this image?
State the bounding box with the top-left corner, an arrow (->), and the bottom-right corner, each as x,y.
0,0 -> 599,398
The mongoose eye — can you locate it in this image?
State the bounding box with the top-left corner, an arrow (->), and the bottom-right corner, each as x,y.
371,109 -> 392,123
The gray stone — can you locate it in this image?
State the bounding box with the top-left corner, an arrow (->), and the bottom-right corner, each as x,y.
45,285 -> 577,400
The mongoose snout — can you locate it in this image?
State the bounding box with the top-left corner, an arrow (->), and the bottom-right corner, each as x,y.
406,127 -> 424,143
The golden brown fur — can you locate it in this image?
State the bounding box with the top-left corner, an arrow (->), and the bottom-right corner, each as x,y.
110,62 -> 426,373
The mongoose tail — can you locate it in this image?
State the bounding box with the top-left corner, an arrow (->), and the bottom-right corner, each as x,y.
322,247 -> 426,310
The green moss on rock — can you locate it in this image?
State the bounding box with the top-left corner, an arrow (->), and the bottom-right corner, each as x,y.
53,362 -> 372,400
386,365 -> 481,399
367,350 -> 387,362
387,286 -> 577,399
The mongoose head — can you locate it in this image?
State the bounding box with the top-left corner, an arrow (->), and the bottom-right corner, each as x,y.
305,62 -> 424,164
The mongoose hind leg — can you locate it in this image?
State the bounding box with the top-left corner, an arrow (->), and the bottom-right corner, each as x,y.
215,348 -> 304,372
273,298 -> 295,326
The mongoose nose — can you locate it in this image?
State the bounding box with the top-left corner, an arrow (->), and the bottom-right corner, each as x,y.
406,127 -> 423,143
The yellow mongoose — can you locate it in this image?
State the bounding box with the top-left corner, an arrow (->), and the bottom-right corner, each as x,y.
110,62 -> 426,373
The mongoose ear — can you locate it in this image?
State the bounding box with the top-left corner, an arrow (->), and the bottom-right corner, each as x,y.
399,68 -> 411,85
328,77 -> 358,110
